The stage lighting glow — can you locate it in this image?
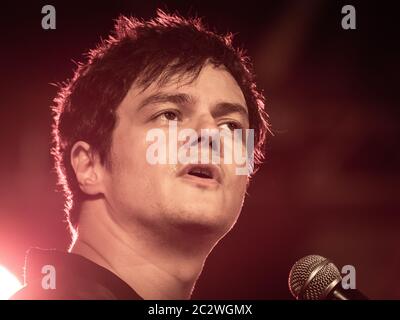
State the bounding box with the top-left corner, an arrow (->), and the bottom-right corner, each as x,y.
0,265 -> 22,300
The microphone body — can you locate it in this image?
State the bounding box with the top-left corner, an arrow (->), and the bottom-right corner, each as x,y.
288,254 -> 369,300
327,282 -> 368,300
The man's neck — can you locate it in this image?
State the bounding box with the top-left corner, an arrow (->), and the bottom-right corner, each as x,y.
69,200 -> 216,299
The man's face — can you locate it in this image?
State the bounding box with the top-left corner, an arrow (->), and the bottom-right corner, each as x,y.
103,64 -> 249,240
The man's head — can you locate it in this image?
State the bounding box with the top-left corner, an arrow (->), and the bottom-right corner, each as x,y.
51,10 -> 271,241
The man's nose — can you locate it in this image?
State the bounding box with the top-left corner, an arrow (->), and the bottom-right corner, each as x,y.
191,113 -> 218,132
189,114 -> 223,161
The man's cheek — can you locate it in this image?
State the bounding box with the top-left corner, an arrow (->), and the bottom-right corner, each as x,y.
230,174 -> 248,194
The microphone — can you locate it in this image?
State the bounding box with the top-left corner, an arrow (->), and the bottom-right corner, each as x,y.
288,254 -> 368,300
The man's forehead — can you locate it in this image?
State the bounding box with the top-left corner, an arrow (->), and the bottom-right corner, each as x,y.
128,64 -> 247,109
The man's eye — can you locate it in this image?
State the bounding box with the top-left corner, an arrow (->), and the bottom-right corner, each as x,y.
219,121 -> 242,131
157,111 -> 179,121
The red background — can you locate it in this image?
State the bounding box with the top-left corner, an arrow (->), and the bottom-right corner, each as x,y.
0,0 -> 399,299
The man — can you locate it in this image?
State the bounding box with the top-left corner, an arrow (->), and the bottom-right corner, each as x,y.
11,9 -> 270,300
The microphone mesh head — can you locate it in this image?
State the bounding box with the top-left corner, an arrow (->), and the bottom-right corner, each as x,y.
288,254 -> 342,300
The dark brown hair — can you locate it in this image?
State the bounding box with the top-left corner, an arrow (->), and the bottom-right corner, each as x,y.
51,10 -> 271,233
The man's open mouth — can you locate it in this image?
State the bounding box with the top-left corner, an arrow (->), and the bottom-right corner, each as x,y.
187,167 -> 213,179
179,164 -> 222,184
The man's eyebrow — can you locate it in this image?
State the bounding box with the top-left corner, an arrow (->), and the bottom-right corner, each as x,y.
212,102 -> 249,119
137,93 -> 194,111
137,92 -> 248,119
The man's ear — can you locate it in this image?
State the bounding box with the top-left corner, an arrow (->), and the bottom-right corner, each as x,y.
70,141 -> 106,195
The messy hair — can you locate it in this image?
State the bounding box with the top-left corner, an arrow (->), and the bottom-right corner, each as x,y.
51,9 -> 271,234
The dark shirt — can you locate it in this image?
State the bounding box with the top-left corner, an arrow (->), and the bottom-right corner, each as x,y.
10,248 -> 142,300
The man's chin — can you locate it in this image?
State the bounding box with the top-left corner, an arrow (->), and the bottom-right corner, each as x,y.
173,180 -> 224,205
167,206 -> 237,238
